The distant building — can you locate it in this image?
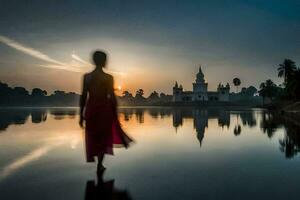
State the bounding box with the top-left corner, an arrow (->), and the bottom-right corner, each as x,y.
173,66 -> 230,102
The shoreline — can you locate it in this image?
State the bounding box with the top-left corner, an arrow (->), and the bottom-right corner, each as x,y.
0,104 -> 261,111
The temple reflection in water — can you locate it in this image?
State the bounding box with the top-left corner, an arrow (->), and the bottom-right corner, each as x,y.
172,108 -> 230,146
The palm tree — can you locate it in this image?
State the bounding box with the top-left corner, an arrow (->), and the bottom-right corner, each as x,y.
136,89 -> 144,97
277,59 -> 297,84
285,68 -> 300,99
259,79 -> 277,105
233,78 -> 241,93
259,82 -> 266,104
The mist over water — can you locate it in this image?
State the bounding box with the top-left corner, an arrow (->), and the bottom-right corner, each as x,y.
0,107 -> 299,200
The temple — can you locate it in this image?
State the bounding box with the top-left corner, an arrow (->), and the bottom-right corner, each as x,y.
173,66 -> 230,102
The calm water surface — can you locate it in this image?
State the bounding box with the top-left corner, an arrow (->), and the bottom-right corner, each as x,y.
0,107 -> 299,200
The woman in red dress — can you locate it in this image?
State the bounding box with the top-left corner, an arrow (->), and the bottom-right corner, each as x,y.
79,51 -> 132,171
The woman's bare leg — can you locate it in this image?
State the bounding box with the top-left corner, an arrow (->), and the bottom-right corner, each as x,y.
97,154 -> 105,171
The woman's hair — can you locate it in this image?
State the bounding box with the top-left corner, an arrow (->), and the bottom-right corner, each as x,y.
92,50 -> 107,67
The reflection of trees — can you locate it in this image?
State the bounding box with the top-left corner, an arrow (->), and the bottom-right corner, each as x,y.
260,112 -> 280,138
31,109 -> 47,123
218,110 -> 230,128
117,108 -> 145,123
148,109 -> 159,119
122,109 -> 133,121
49,109 -> 77,120
159,109 -> 172,119
240,112 -> 256,127
260,111 -> 300,159
232,111 -> 257,136
233,114 -> 242,136
234,125 -> 241,136
279,117 -> 300,159
135,109 -> 144,124
118,108 -> 173,123
0,108 -> 80,132
0,109 -> 31,132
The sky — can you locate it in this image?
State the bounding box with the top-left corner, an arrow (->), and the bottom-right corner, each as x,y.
0,0 -> 300,95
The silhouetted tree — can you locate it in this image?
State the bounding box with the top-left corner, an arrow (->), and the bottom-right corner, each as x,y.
0,82 -> 10,93
13,87 -> 29,96
31,88 -> 47,105
122,91 -> 133,98
0,81 -> 80,106
259,79 -> 278,104
148,91 -> 159,101
133,89 -> 146,104
285,68 -> 300,100
233,78 -> 241,92
135,89 -> 144,97
278,59 -> 297,85
159,92 -> 172,102
12,87 -> 30,105
53,90 -> 66,96
118,90 -> 134,105
160,92 -> 166,98
241,87 -> 247,94
32,88 -> 47,97
0,82 -> 12,105
244,86 -> 257,96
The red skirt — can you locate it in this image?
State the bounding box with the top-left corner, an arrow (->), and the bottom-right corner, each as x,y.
84,103 -> 132,162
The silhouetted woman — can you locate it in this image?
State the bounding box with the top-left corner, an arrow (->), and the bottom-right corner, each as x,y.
80,51 -> 132,171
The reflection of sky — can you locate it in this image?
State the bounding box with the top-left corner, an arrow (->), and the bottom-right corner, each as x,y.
0,1 -> 300,95
0,114 -> 82,181
0,144 -> 58,180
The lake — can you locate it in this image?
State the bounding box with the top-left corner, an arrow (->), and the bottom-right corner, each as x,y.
0,107 -> 299,200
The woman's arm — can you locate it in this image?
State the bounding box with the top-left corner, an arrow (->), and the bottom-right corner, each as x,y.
79,75 -> 88,127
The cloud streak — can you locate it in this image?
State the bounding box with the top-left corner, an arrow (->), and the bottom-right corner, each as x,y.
71,53 -> 93,67
72,52 -> 127,76
0,35 -> 127,75
39,64 -> 83,72
0,35 -> 85,73
0,35 -> 65,66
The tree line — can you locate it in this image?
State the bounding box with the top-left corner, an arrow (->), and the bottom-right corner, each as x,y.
118,89 -> 173,106
0,82 -> 173,106
258,59 -> 300,105
0,82 -> 80,106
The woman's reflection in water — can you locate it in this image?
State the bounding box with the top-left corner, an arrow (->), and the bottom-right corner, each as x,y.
85,170 -> 132,200
80,50 -> 133,172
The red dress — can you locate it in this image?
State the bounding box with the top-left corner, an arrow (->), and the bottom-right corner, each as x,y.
84,74 -> 132,162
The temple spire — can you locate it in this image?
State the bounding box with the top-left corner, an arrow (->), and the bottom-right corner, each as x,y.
196,65 -> 205,83
174,81 -> 178,88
